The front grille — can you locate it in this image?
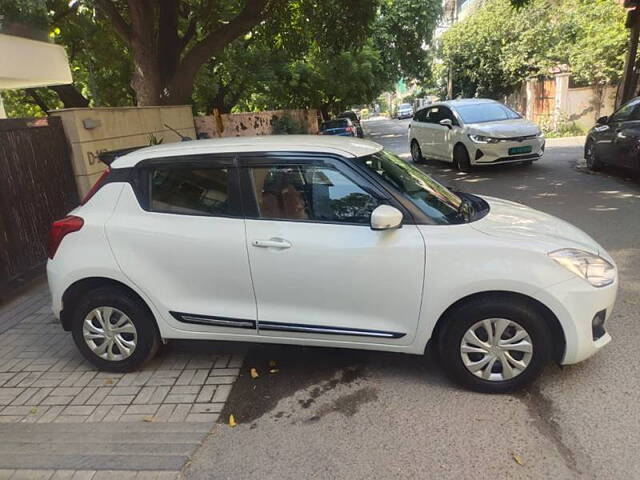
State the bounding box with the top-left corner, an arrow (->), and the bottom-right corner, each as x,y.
501,134 -> 538,142
490,153 -> 540,163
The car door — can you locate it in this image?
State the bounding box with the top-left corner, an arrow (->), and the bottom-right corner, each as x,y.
107,156 -> 259,335
609,100 -> 640,168
596,98 -> 640,163
421,106 -> 447,159
410,108 -> 430,152
240,155 -> 426,346
431,106 -> 459,161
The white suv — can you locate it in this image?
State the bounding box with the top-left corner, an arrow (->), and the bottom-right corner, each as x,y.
47,136 -> 617,393
409,98 -> 545,171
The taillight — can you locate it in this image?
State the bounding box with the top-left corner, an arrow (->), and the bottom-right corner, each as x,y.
47,216 -> 84,259
81,168 -> 110,205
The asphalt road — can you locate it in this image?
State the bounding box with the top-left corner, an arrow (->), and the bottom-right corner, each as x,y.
186,118 -> 640,480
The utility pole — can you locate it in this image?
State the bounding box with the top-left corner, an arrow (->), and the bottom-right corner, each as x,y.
619,1 -> 640,107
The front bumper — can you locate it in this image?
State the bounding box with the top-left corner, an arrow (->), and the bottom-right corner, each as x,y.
470,138 -> 545,165
542,275 -> 617,365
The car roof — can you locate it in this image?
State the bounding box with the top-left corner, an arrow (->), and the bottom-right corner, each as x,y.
110,135 -> 383,168
425,98 -> 498,110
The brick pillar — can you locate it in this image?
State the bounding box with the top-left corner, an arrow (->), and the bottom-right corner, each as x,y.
554,72 -> 571,129
525,78 -> 536,121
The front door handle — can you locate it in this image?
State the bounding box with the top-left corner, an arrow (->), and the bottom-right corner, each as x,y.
252,238 -> 292,249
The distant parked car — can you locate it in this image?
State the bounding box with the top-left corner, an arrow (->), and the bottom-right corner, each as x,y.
585,96 -> 640,173
337,111 -> 364,138
409,98 -> 544,172
320,118 -> 356,137
397,103 -> 414,119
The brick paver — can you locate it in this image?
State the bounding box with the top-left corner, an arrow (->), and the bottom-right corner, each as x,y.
0,283 -> 245,424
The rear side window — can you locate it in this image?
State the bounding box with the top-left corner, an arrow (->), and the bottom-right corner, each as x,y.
150,167 -> 230,216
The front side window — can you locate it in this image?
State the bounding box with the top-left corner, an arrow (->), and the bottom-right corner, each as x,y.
150,167 -> 230,216
355,150 -> 463,224
425,107 -> 442,123
455,103 -> 521,124
249,165 -> 380,224
610,98 -> 640,122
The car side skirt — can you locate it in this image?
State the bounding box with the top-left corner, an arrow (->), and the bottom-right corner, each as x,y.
170,311 -> 405,339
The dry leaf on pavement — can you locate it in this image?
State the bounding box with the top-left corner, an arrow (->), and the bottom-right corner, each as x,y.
511,453 -> 524,466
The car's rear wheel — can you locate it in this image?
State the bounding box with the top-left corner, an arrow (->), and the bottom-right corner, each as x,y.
453,144 -> 472,172
411,140 -> 424,163
585,139 -> 603,171
70,286 -> 160,372
438,296 -> 552,393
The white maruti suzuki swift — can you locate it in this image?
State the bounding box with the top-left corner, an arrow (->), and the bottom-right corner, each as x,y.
47,136 -> 617,393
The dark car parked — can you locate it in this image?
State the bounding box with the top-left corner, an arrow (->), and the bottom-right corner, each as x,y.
585,96 -> 640,173
337,111 -> 364,138
319,118 -> 357,137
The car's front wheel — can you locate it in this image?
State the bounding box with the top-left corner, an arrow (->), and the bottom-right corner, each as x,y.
585,139 -> 603,171
453,144 -> 472,172
410,140 -> 424,163
438,296 -> 552,393
70,286 -> 161,372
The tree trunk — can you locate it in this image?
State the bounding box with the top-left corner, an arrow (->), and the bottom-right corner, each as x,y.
96,0 -> 269,106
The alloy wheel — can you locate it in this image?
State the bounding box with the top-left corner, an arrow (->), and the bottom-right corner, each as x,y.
460,318 -> 533,381
83,306 -> 138,361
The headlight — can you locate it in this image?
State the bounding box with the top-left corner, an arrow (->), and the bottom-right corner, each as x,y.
468,134 -> 500,144
536,130 -> 544,138
548,249 -> 616,287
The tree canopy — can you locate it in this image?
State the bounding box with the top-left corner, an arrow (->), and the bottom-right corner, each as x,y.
1,0 -> 441,117
435,0 -> 627,99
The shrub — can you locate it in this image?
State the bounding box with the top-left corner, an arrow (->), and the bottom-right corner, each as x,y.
271,114 -> 306,134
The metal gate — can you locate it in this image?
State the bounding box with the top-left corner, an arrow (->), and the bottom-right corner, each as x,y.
0,117 -> 78,298
532,78 -> 556,125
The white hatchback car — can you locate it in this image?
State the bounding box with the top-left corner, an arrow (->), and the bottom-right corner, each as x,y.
47,136 -> 617,393
409,98 -> 545,171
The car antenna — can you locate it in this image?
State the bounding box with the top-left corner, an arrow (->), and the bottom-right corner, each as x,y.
164,123 -> 192,141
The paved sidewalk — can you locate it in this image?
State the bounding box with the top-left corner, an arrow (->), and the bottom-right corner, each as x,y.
0,281 -> 245,476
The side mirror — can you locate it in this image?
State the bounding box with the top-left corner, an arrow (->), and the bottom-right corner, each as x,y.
439,118 -> 453,129
370,205 -> 403,231
596,116 -> 608,125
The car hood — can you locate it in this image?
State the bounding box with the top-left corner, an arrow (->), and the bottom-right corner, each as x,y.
470,196 -> 604,255
466,119 -> 540,138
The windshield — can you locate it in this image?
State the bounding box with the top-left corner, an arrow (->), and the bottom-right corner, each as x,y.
355,150 -> 463,224
399,103 -> 412,110
455,103 -> 521,124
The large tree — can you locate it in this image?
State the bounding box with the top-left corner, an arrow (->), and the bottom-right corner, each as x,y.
191,0 -> 441,115
91,0 -> 377,105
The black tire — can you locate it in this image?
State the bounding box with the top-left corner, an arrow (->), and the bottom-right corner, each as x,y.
437,296 -> 552,393
410,140 -> 424,163
453,144 -> 472,172
585,139 -> 603,171
70,286 -> 161,372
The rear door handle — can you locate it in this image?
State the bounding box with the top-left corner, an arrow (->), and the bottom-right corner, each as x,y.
252,238 -> 292,249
